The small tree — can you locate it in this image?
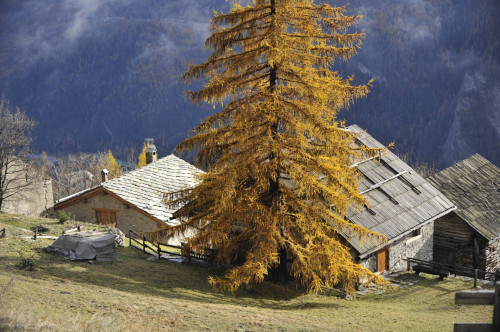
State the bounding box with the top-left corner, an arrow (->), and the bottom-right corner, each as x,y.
105,150 -> 122,179
50,153 -> 106,200
0,100 -> 36,210
137,142 -> 150,169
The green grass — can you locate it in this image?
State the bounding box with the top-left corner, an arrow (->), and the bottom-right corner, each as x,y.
0,213 -> 494,331
0,212 -> 109,237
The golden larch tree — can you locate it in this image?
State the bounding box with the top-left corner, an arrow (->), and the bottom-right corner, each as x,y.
155,0 -> 387,294
137,142 -> 150,169
105,150 -> 122,179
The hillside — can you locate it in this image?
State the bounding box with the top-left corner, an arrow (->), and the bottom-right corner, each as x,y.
0,213 -> 493,331
0,0 -> 499,168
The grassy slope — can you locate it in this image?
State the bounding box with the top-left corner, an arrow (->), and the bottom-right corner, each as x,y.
0,213 -> 493,331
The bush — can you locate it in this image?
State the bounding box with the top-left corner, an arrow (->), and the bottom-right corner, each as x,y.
58,210 -> 71,223
30,225 -> 50,233
18,250 -> 38,271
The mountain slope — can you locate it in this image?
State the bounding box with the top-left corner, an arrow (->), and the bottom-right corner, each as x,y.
0,0 -> 499,168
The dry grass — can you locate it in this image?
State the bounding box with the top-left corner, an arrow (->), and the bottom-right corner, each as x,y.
0,213 -> 494,331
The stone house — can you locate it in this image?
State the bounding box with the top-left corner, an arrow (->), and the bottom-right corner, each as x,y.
427,154 -> 500,274
1,160 -> 53,217
53,145 -> 203,244
341,125 -> 456,273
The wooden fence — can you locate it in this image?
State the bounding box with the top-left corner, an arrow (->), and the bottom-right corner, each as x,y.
454,281 -> 500,331
406,258 -> 497,286
128,229 -> 216,263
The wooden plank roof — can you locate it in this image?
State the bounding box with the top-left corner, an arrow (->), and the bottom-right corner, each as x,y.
427,154 -> 500,241
342,125 -> 456,257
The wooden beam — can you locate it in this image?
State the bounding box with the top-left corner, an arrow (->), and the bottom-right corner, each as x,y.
55,186 -> 166,228
100,188 -> 166,227
92,208 -> 118,213
455,290 -> 494,305
54,187 -> 104,210
494,282 -> 500,330
453,323 -> 492,332
359,170 -> 407,195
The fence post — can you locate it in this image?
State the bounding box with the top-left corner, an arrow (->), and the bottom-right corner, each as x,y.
143,236 -> 146,254
157,242 -> 161,260
34,226 -> 38,240
474,269 -> 478,288
494,282 -> 500,330
129,230 -> 132,246
407,257 -> 411,271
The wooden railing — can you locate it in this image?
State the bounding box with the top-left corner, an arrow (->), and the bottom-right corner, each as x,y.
406,258 -> 497,286
454,282 -> 500,331
128,229 -> 216,263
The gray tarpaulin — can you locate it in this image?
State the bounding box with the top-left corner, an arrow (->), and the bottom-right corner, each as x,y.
47,231 -> 116,261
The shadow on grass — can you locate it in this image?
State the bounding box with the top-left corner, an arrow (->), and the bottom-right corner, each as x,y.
0,247 -> 344,310
371,272 -> 474,304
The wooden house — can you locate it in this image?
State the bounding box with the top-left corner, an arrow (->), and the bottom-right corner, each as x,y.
341,125 -> 456,273
427,154 -> 500,274
54,149 -> 203,244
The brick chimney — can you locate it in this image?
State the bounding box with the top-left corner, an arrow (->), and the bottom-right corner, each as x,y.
145,138 -> 157,164
101,169 -> 109,182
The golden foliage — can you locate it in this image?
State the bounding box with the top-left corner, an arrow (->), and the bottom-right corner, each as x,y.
154,0 -> 388,295
137,142 -> 149,169
105,150 -> 122,179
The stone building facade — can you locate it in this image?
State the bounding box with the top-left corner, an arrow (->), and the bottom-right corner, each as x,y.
359,222 -> 434,272
57,189 -> 162,233
342,125 -> 455,274
54,151 -> 203,245
1,162 -> 54,216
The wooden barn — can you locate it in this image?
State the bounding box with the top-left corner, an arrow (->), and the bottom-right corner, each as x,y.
341,125 -> 456,273
54,148 -> 203,244
427,154 -> 500,274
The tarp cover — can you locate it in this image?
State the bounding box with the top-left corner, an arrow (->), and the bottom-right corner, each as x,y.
47,231 -> 116,261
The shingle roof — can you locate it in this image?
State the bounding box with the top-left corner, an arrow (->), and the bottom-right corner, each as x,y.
427,154 -> 500,241
342,125 -> 456,257
56,154 -> 203,226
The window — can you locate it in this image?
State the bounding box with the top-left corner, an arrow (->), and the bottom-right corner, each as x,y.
93,208 -> 117,226
405,228 -> 422,245
411,228 -> 421,237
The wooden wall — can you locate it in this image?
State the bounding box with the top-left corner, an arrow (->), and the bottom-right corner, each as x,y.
434,212 -> 488,270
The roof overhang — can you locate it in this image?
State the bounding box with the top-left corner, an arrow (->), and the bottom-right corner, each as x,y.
357,205 -> 457,259
54,186 -> 166,227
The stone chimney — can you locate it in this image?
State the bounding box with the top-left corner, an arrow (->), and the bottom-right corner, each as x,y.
101,169 -> 109,182
145,138 -> 157,164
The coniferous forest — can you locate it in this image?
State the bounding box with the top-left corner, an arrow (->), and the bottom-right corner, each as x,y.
0,0 -> 499,168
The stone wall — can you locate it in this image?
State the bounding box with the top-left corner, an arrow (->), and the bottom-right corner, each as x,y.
486,238 -> 500,275
2,177 -> 53,217
359,222 -> 434,272
56,191 -> 161,233
55,191 -> 192,245
359,254 -> 377,272
388,222 -> 434,271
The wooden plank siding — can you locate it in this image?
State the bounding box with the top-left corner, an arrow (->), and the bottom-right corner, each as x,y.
434,212 -> 476,250
434,212 -> 488,270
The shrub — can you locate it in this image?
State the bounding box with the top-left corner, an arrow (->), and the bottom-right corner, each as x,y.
30,225 -> 50,233
18,250 -> 38,271
58,210 -> 71,223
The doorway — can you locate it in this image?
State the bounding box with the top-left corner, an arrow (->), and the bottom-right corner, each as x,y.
377,246 -> 389,272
